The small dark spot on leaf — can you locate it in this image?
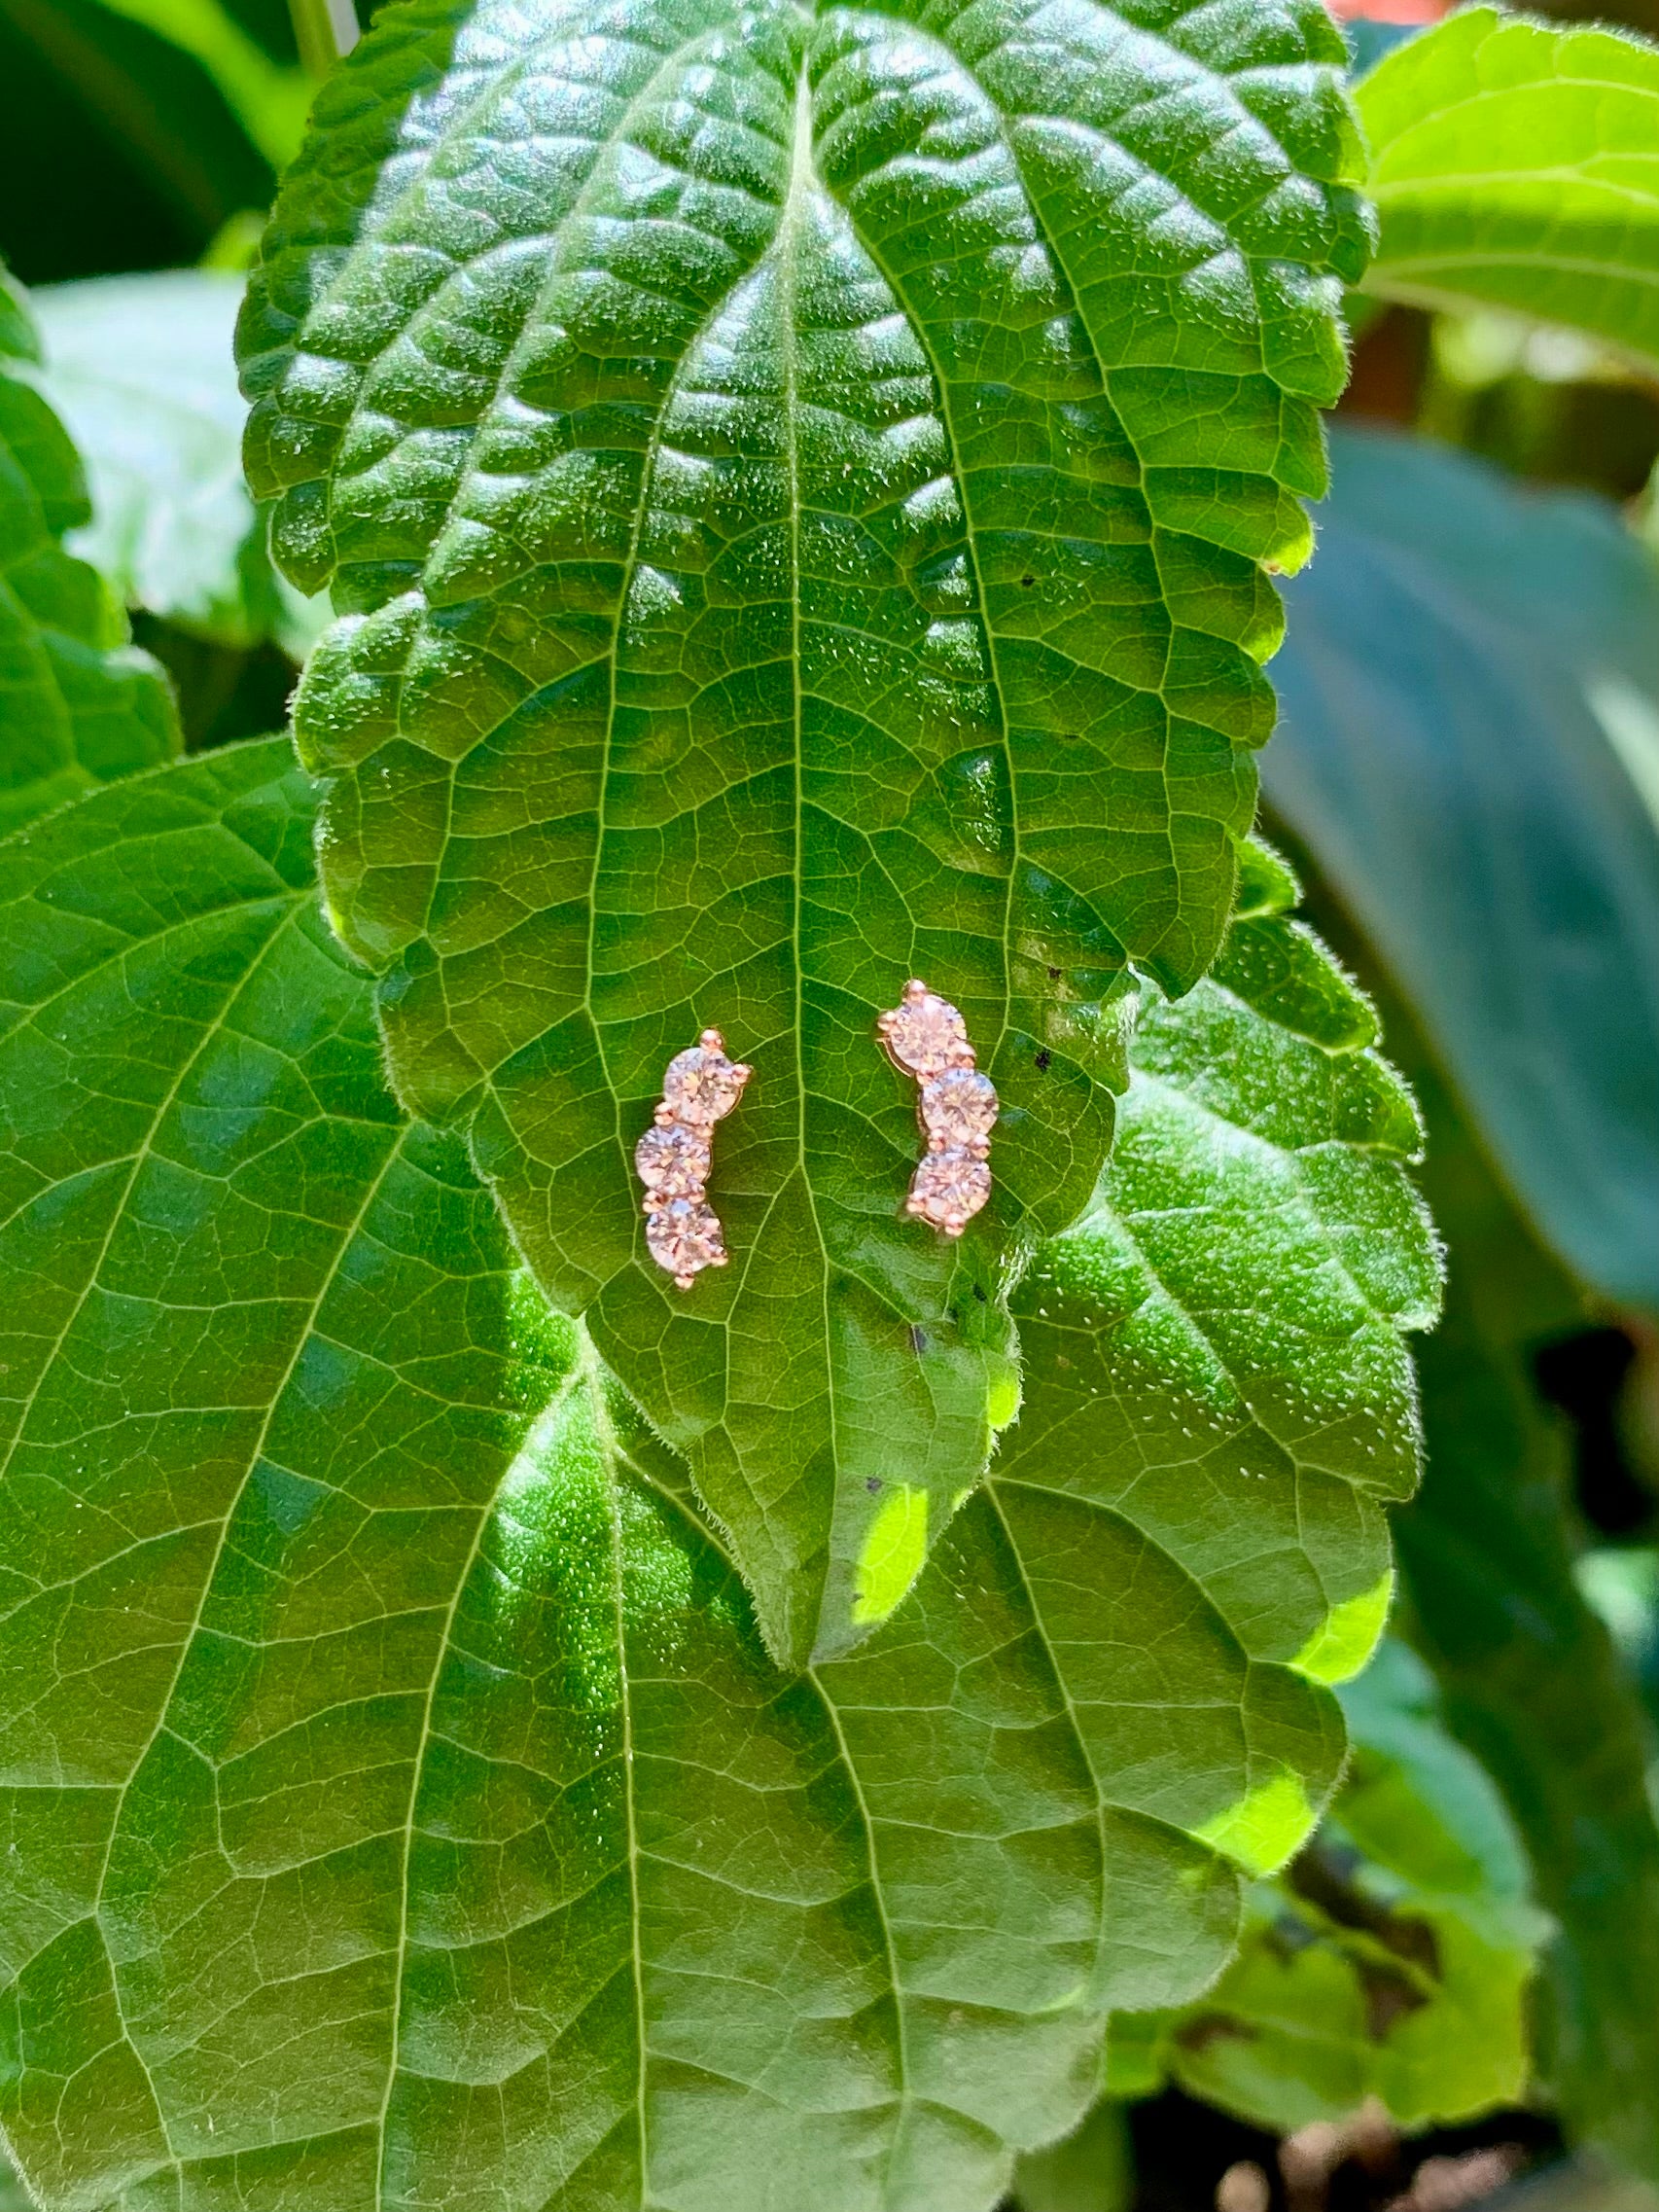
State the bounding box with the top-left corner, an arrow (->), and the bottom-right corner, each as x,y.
865,1477 -> 883,1494
1035,1049 -> 1051,1072
1289,1845 -> 1442,1979
1359,1961 -> 1430,2042
1175,2014 -> 1254,2056
972,1282 -> 988,1304
1047,966 -> 1061,981
1019,572 -> 1036,588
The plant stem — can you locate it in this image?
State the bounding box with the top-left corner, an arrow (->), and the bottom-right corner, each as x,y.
289,0 -> 358,78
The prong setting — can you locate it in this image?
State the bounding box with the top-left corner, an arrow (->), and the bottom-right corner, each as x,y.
639,1029 -> 750,1289
878,981 -> 997,1237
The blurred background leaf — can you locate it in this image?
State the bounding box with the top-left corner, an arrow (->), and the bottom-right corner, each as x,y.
1358,11 -> 1659,375
0,0 -> 367,285
1268,425 -> 1659,1319
1383,984 -> 1659,2182
0,263 -> 178,829
21,267 -> 326,656
83,0 -> 312,165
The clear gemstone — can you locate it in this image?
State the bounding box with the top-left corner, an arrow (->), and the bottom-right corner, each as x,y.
662,1045 -> 747,1124
646,1197 -> 726,1281
920,1066 -> 998,1149
635,1120 -> 711,1198
908,1148 -> 991,1232
880,988 -> 970,1078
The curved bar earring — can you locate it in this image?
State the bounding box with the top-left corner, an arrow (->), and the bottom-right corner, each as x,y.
635,1028 -> 752,1289
876,981 -> 998,1236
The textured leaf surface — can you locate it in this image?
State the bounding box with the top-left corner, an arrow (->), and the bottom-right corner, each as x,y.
1357,9 -> 1659,371
1268,425 -> 1659,1317
0,761 -> 1431,2212
1133,1639 -> 1544,2133
0,269 -> 178,835
239,0 -> 1373,1663
1003,843 -> 1439,1861
26,271 -> 327,656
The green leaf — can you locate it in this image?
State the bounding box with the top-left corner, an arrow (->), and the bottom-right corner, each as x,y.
1269,863 -> 1659,2181
1267,424 -> 1659,1317
1000,848 -> 1439,1878
1011,2099 -> 1133,2212
0,763 -> 1433,2211
0,268 -> 179,835
84,0 -> 313,167
1358,8 -> 1659,372
1146,1638 -> 1546,2135
1390,1043 -> 1659,2183
25,270 -> 328,657
238,0 -> 1374,1664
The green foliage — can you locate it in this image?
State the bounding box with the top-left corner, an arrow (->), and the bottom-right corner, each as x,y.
0,267 -> 178,834
0,747 -> 1433,2212
238,0 -> 1375,1665
1122,1640 -> 1545,2136
26,268 -> 326,654
1358,9 -> 1659,373
1002,845 -> 1439,1884
85,0 -> 312,165
1012,2100 -> 1132,2212
1387,1028 -> 1659,2184
1268,424 -> 1659,1316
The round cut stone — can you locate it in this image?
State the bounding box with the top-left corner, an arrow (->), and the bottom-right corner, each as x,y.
920,1066 -> 999,1149
907,1148 -> 991,1233
646,1197 -> 726,1282
880,989 -> 969,1078
662,1046 -> 747,1124
635,1120 -> 711,1198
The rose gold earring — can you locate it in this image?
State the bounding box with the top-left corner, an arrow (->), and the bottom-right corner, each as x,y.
635,1029 -> 752,1289
876,981 -> 998,1236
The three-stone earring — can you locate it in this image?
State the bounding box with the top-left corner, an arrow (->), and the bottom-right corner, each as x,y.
635,1029 -> 752,1289
876,981 -> 998,1236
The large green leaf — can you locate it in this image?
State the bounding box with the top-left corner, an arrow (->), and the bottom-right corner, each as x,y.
1357,8 -> 1659,373
238,0 -> 1374,1664
0,756 -> 1432,2211
25,270 -> 328,657
0,268 -> 178,834
999,841 -> 1439,1875
1130,1638 -> 1546,2134
1267,424 -> 1659,1317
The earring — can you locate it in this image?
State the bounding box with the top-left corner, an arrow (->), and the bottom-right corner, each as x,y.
876,981 -> 998,1236
636,1028 -> 752,1289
